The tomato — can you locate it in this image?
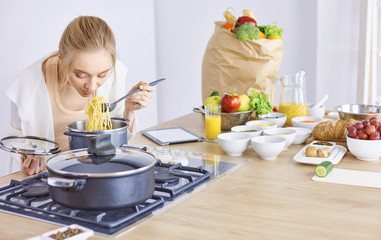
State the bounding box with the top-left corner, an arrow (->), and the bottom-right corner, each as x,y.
221,93 -> 241,113
235,16 -> 257,28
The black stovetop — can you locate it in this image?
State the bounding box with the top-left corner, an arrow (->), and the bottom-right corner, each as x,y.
0,158 -> 238,237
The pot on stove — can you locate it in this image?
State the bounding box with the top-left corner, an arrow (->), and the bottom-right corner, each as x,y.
64,117 -> 130,150
45,134 -> 157,210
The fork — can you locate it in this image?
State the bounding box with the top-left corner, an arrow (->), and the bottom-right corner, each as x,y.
102,78 -> 166,112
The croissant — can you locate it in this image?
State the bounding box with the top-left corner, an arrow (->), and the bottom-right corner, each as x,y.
312,119 -> 357,141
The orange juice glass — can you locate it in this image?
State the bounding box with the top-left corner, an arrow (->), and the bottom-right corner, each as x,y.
205,105 -> 221,142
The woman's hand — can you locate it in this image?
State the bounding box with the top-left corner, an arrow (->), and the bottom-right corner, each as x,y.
124,81 -> 154,120
20,155 -> 46,176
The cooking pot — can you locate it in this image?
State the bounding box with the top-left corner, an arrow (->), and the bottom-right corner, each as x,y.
46,134 -> 156,210
64,117 -> 129,150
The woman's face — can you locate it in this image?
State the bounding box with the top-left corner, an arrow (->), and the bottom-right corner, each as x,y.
68,48 -> 113,97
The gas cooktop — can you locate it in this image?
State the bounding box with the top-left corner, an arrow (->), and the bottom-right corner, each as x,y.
0,152 -> 243,237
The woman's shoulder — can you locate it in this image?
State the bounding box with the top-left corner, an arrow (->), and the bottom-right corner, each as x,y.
12,54 -> 53,84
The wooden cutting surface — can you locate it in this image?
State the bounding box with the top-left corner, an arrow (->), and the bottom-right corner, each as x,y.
1,113 -> 381,240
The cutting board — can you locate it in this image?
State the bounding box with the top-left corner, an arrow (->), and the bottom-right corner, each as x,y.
312,168 -> 381,188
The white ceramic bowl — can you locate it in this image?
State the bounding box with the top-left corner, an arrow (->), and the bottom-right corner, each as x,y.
258,112 -> 287,127
286,127 -> 312,144
245,120 -> 277,130
307,105 -> 325,119
291,116 -> 321,131
251,135 -> 286,160
346,135 -> 381,161
263,128 -> 296,150
231,125 -> 263,138
217,132 -> 251,157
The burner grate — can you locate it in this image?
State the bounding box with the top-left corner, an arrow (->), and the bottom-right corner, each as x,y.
0,161 -> 211,236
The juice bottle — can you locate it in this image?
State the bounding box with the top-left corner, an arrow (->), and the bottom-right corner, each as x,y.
205,115 -> 221,140
279,103 -> 307,126
278,71 -> 307,126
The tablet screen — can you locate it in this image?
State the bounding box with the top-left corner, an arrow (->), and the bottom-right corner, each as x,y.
141,127 -> 202,145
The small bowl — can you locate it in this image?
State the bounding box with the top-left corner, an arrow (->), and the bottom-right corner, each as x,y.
251,135 -> 286,160
291,116 -> 321,130
346,135 -> 381,161
286,127 -> 312,144
307,105 -> 325,119
309,140 -> 336,151
217,132 -> 251,156
231,125 -> 263,138
258,112 -> 287,127
40,224 -> 94,240
263,128 -> 296,150
245,120 -> 277,130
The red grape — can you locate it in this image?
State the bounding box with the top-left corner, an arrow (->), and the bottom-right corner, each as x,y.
348,126 -> 357,138
354,135 -> 360,139
365,125 -> 376,135
370,132 -> 380,140
358,131 -> 369,140
362,120 -> 370,128
354,122 -> 364,130
369,117 -> 378,124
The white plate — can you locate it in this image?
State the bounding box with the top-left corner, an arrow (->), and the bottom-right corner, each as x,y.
30,224 -> 94,240
293,145 -> 347,165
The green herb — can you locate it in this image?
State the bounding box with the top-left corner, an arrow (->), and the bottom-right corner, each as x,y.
249,90 -> 273,116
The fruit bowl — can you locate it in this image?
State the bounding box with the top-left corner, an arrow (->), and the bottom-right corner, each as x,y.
346,136 -> 381,161
195,106 -> 254,130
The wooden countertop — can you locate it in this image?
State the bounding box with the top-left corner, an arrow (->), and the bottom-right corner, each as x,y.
2,113 -> 381,239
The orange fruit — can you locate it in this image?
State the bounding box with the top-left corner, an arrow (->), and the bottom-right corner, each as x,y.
222,22 -> 235,32
259,31 -> 266,39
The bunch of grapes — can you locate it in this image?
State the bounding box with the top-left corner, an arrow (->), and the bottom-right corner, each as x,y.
347,117 -> 381,140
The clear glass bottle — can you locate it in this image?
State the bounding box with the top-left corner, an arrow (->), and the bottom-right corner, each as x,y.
278,70 -> 307,126
154,147 -> 172,163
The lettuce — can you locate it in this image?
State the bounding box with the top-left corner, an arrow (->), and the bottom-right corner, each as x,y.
249,90 -> 273,116
258,25 -> 283,37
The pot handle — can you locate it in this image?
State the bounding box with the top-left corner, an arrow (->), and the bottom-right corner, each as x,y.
111,117 -> 130,125
47,177 -> 87,192
64,131 -> 98,138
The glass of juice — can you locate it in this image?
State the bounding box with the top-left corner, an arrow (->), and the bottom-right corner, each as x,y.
278,70 -> 308,126
205,104 -> 221,142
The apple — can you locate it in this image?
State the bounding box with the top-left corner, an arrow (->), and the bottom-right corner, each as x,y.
221,92 -> 241,113
237,94 -> 250,112
204,96 -> 221,108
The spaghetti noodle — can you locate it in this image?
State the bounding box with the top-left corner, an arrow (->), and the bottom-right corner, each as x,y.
85,96 -> 112,131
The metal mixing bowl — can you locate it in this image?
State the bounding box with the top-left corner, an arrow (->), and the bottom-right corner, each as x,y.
335,104 -> 381,121
194,106 -> 254,130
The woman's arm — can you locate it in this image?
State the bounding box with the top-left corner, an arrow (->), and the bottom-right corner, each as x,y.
123,81 -> 154,133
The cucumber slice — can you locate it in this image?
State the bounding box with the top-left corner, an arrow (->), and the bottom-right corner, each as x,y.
315,161 -> 333,178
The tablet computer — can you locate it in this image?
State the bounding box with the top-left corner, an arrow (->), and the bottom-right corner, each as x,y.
141,127 -> 202,145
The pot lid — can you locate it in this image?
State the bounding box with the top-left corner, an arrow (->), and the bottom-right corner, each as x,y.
0,136 -> 60,156
47,146 -> 157,177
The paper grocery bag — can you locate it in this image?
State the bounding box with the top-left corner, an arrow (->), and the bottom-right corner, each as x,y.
202,21 -> 283,102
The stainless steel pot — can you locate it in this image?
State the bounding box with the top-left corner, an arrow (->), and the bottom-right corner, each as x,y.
64,117 -> 129,150
46,135 -> 156,210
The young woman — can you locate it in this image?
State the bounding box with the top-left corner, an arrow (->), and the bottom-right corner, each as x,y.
5,16 -> 154,175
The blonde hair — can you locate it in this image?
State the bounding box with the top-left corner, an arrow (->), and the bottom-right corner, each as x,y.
57,16 -> 116,88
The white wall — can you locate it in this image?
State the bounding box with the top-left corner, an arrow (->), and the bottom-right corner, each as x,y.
0,0 -> 361,176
